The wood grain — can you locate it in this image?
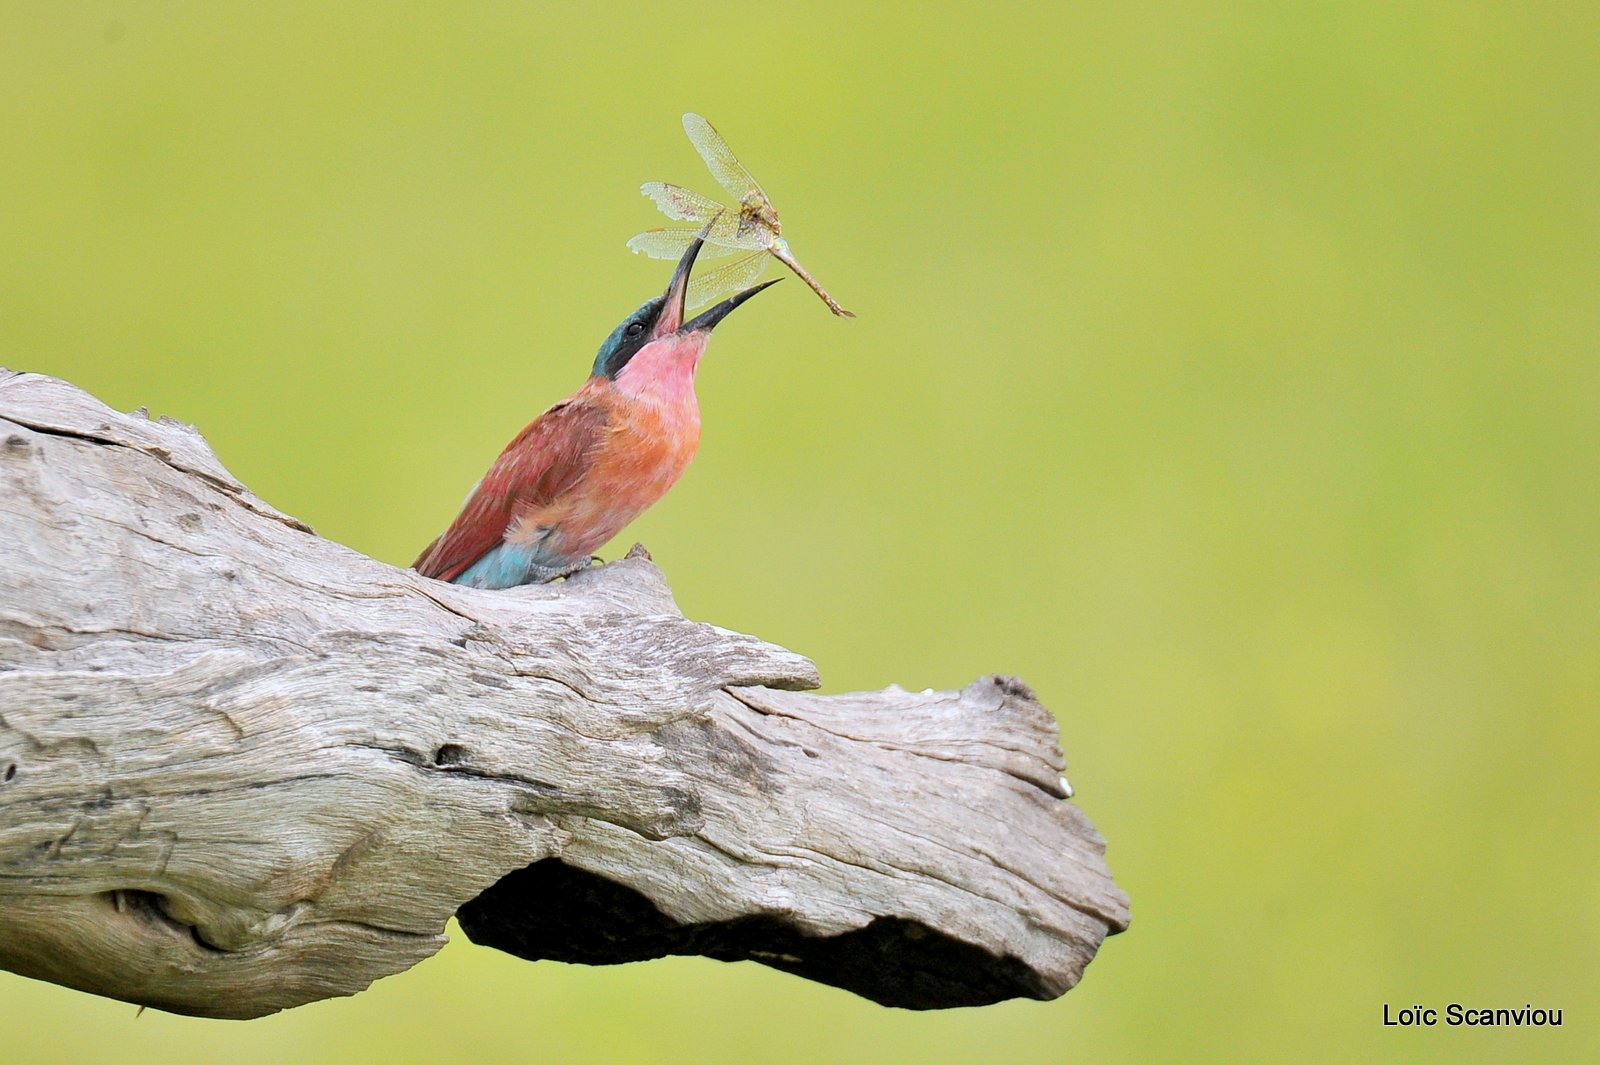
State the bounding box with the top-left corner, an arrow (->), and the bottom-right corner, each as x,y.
0,370 -> 1127,1018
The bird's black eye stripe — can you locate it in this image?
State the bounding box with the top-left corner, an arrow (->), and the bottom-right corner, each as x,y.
593,296 -> 665,378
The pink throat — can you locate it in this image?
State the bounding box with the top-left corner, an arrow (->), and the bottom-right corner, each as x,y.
613,332 -> 709,403
611,332 -> 713,402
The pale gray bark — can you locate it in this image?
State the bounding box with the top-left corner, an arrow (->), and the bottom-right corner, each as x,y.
0,369 -> 1128,1019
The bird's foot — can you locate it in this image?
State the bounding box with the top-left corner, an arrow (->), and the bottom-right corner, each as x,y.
551,557 -> 600,581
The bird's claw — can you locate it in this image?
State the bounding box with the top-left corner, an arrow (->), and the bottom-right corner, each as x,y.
549,557 -> 599,581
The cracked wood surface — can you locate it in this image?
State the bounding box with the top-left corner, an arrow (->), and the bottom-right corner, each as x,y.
0,369 -> 1128,1018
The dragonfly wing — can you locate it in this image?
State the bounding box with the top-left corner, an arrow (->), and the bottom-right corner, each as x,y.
641,182 -> 730,224
686,251 -> 770,311
683,113 -> 768,204
627,227 -> 739,261
639,182 -> 767,250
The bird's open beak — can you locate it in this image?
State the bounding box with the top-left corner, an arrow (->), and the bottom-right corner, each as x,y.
683,277 -> 781,335
651,227 -> 708,338
653,214 -> 780,338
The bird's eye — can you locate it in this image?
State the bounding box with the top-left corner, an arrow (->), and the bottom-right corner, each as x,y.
625,321 -> 645,337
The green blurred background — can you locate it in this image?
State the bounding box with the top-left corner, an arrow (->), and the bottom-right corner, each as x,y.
3,2 -> 1597,1062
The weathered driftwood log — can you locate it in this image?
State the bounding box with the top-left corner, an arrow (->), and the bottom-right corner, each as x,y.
0,370 -> 1128,1019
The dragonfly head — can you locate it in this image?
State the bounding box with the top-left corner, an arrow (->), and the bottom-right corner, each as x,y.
593,227 -> 779,380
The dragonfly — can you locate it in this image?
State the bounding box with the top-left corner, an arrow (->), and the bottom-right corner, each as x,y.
627,113 -> 854,318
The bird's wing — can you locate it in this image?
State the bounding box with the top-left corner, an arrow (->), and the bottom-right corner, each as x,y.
413,398 -> 611,583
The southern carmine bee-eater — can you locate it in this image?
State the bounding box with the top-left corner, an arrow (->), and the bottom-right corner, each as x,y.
413,230 -> 778,589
